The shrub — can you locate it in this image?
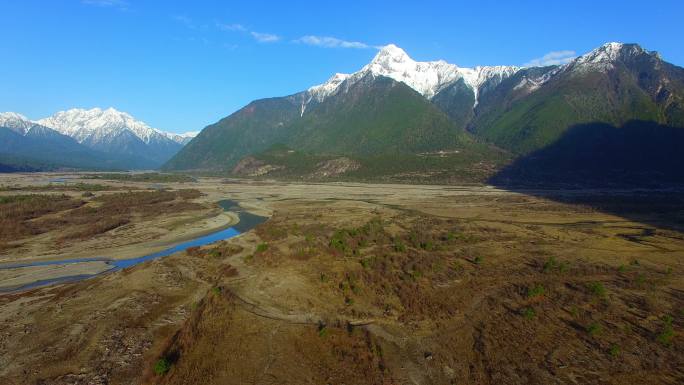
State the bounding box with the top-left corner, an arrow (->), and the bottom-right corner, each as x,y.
542,257 -> 557,273
657,315 -> 674,345
543,257 -> 569,273
527,284 -> 546,298
154,357 -> 171,375
587,322 -> 602,337
522,307 -> 536,319
635,274 -> 647,287
393,240 -> 406,252
360,257 -> 375,269
588,282 -> 606,298
473,256 -> 483,265
569,306 -> 580,319
609,345 -> 620,357
256,243 -> 269,253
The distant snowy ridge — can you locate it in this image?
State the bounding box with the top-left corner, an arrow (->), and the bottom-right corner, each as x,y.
37,107 -> 194,146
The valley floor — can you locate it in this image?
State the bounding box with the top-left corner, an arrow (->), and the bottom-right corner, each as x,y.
0,174 -> 683,384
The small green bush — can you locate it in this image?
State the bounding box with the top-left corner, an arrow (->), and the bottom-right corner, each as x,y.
527,284 -> 546,298
587,322 -> 602,337
154,357 -> 171,375
542,257 -> 557,273
256,243 -> 269,253
473,256 -> 483,265
393,240 -> 406,252
522,307 -> 536,320
657,315 -> 674,345
588,282 -> 606,298
609,345 -> 620,357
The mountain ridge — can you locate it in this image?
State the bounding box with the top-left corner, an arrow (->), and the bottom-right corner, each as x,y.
0,109 -> 197,170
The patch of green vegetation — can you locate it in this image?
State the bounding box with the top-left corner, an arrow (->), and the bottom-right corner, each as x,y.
657,315 -> 674,346
618,264 -> 627,273
522,307 -> 536,320
360,256 -> 376,269
526,284 -> 546,299
256,243 -> 269,253
211,287 -> 222,295
542,257 -> 557,273
635,273 -> 647,288
569,306 -> 580,319
329,230 -> 349,252
473,256 -> 483,265
154,357 -> 171,375
587,322 -> 602,337
393,240 -> 406,252
318,326 -> 329,338
609,345 -> 620,357
588,282 -> 606,298
542,257 -> 569,273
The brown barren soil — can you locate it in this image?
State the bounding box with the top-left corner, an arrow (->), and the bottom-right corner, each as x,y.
0,174 -> 682,385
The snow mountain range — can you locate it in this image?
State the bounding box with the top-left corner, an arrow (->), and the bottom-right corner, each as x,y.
0,108 -> 196,170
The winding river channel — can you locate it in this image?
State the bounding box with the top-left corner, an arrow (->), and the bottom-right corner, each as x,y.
0,200 -> 267,292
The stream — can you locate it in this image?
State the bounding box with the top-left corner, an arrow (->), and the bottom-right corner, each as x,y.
0,200 -> 267,292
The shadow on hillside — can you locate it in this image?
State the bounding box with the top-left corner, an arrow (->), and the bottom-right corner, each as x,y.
488,120 -> 684,232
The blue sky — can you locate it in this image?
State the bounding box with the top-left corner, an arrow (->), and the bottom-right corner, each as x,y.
2,0 -> 683,134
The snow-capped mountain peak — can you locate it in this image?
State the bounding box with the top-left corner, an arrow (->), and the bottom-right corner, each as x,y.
305,44 -> 521,108
0,112 -> 35,135
568,42 -> 657,72
308,73 -> 351,102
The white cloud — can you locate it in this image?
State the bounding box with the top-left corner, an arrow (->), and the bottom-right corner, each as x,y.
82,0 -> 128,10
216,22 -> 280,43
216,23 -> 247,32
250,31 -> 280,43
294,35 -> 372,49
524,50 -> 576,67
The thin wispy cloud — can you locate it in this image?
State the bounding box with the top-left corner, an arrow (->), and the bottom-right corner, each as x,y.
216,23 -> 247,32
294,35 -> 373,49
173,15 -> 208,31
524,50 -> 576,67
81,0 -> 128,10
216,21 -> 280,43
250,31 -> 280,43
